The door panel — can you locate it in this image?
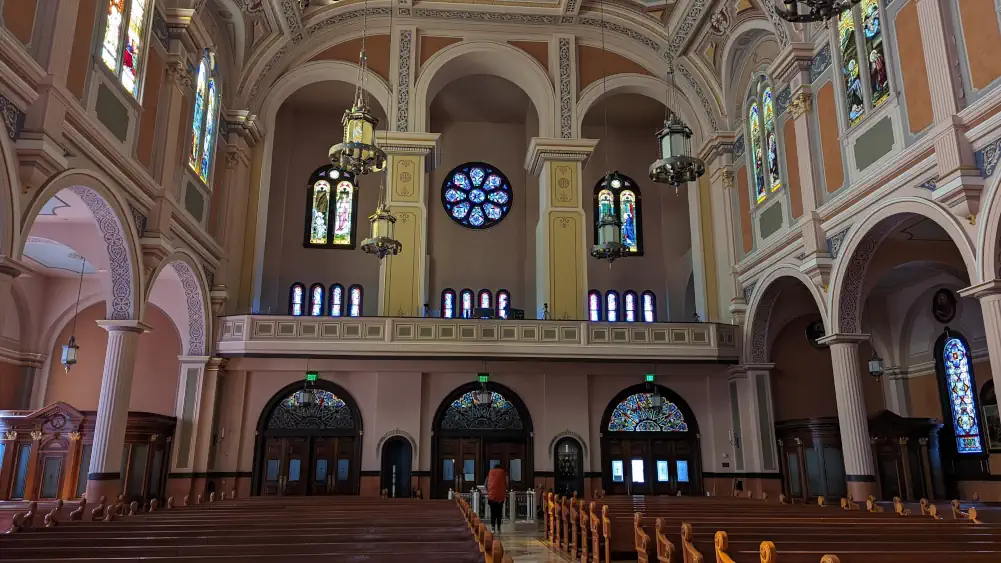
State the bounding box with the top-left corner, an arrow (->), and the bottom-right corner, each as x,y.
311,437 -> 336,495
334,437 -> 355,494
284,437 -> 309,496
261,438 -> 285,496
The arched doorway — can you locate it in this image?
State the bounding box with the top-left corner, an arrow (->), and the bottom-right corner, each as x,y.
431,382 -> 533,499
600,384 -> 701,495
252,379 -> 363,496
380,437 -> 412,498
553,437 -> 584,497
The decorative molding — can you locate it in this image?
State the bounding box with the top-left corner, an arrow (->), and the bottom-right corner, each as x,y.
787,92 -> 813,119
129,205 -> 148,238
172,261 -> 208,356
69,431 -> 82,441
837,218 -> 908,333
375,429 -> 418,462
722,170 -> 735,190
69,186 -> 135,320
30,429 -> 43,441
578,17 -> 660,52
666,0 -> 709,56
708,8 -> 731,37
760,0 -> 790,48
733,135 -> 745,158
3,430 -> 16,440
775,87 -> 792,118
547,430 -> 589,459
677,61 -> 718,132
0,94 -> 25,140
825,226 -> 850,259
917,177 -> 938,190
396,30 -> 412,132
151,8 -> 169,47
165,60 -> 193,90
809,45 -> 832,84
558,38 -> 573,139
748,282 -> 781,362
415,8 -> 558,25
742,281 -> 756,304
974,136 -> 1001,177
247,46 -> 288,101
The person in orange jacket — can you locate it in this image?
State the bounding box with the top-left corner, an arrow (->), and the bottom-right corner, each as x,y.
486,462 -> 506,533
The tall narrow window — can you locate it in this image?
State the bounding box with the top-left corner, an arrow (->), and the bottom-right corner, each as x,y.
329,284 -> 345,317
861,0 -> 888,107
939,333 -> 984,454
460,289 -> 474,319
839,10 -> 865,127
478,290 -> 493,312
606,291 -> 620,322
642,291 -> 657,323
290,283 -> 305,316
309,284 -> 324,316
624,291 -> 638,322
305,166 -> 358,248
588,290 -> 602,322
348,285 -> 363,317
496,290 -> 510,319
442,289 -> 457,319
101,0 -> 151,98
593,173 -> 643,255
189,51 -> 221,184
762,88 -> 781,193
748,103 -> 765,202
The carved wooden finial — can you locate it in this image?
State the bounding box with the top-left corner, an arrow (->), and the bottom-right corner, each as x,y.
183,495 -> 189,507
129,501 -> 139,516
209,492 -> 216,503
150,498 -> 159,512
69,498 -> 86,521
166,496 -> 174,509
196,494 -> 203,505
231,489 -> 236,500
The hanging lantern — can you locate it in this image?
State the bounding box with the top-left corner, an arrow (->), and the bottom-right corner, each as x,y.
867,351 -> 885,379
361,182 -> 403,259
644,373 -> 663,408
649,112 -> 705,191
476,373 -> 492,405
591,173 -> 629,263
329,93 -> 387,175
61,336 -> 79,373
774,0 -> 859,23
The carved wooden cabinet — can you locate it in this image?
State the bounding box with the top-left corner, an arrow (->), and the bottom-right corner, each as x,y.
0,402 -> 175,504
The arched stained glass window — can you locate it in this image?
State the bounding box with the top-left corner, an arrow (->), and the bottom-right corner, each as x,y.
189,51 -> 221,184
608,393 -> 689,432
762,88 -> 781,193
588,290 -> 602,322
478,290 -> 493,312
441,391 -> 523,430
839,10 -> 865,127
460,289 -> 474,319
289,283 -> 305,316
309,284 -> 324,316
624,291 -> 638,322
941,335 -> 984,454
861,0 -> 888,106
606,290 -> 619,322
442,289 -> 457,319
268,388 -> 355,430
642,291 -> 656,323
496,290 -> 510,319
982,381 -> 1001,451
441,162 -> 513,229
305,166 -> 358,249
329,284 -> 344,317
748,103 -> 765,202
593,172 -> 643,255
348,285 -> 363,317
101,0 -> 152,98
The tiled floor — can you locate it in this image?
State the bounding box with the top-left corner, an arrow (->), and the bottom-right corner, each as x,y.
492,524 -> 571,562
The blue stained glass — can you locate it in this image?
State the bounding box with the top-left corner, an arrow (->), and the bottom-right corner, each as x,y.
943,337 -> 984,454
282,390 -> 346,410
452,202 -> 471,219
488,190 -> 509,204
470,189 -> 486,203
469,207 -> 485,226
608,393 -> 689,432
442,163 -> 513,229
453,173 -> 471,190
485,175 -> 502,189
470,167 -> 485,186
445,189 -> 466,203
483,204 -> 502,220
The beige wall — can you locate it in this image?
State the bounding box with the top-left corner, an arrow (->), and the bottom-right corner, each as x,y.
0,361 -> 24,410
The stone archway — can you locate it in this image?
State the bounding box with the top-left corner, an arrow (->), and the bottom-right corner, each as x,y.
145,252 -> 212,357
745,265 -> 829,364
976,169 -> 1001,282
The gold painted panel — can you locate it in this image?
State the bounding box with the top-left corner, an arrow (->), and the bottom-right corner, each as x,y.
391,156 -> 421,203
549,161 -> 580,209
382,207 -> 424,316
548,212 -> 585,320
697,176 -> 719,321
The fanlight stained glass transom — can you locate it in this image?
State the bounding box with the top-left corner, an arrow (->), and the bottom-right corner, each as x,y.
267,389 -> 355,430
943,337 -> 983,454
441,391 -> 524,431
441,163 -> 513,229
608,393 -> 689,432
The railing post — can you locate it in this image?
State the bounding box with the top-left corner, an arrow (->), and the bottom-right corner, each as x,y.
472,488 -> 480,515
527,489 -> 535,522
509,490 -> 517,522
448,488 -> 454,500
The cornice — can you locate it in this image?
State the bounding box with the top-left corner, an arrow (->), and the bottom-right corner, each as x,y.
524,137 -> 599,175
0,29 -> 44,111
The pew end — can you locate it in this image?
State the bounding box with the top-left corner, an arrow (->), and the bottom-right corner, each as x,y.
680,522 -> 704,563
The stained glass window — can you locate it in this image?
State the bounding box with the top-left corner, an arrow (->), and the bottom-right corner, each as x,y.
441,162 -> 513,229
305,166 -> 357,249
460,289 -> 474,319
330,284 -> 344,317
642,291 -> 656,323
496,290 -> 510,320
942,337 -> 983,454
608,393 -> 689,432
593,173 -> 643,255
442,289 -> 456,319
101,0 -> 150,98
290,284 -> 305,316
348,285 -> 363,317
309,284 -> 324,316
268,389 -> 355,430
588,290 -> 602,322
624,291 -> 638,322
478,290 -> 493,312
839,10 -> 865,127
441,391 -> 523,431
762,88 -> 781,193
748,103 -> 765,202
189,51 -> 222,184
861,0 -> 889,107
606,291 -> 619,322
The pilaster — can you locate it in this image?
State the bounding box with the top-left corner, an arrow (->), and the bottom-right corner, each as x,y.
213,110 -> 259,308
703,136 -> 738,323
379,132 -> 441,316
157,53 -> 194,200
915,0 -> 963,121
169,356 -> 210,474
0,258 -> 28,341
525,137 -> 598,320
732,364 -> 779,473
958,280 -> 1001,399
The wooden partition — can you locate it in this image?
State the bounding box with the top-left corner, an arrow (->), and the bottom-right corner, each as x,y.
0,402 -> 175,504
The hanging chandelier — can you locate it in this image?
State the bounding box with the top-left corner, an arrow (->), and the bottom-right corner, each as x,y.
361,180 -> 402,259
328,1 -> 387,176
649,68 -> 705,193
296,370 -> 318,409
61,254 -> 87,372
774,0 -> 859,23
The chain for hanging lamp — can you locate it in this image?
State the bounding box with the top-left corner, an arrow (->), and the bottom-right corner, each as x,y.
61,254 -> 87,372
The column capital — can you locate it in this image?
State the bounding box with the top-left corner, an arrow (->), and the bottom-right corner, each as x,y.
817,333 -> 869,346
165,57 -> 194,91
223,110 -> 265,147
787,92 -> 813,120
768,42 -> 816,86
524,137 -> 598,176
177,355 -> 211,365
958,279 -> 1001,299
205,357 -> 227,372
698,131 -> 737,164
381,132 -> 442,169
96,320 -> 152,334
743,363 -> 775,373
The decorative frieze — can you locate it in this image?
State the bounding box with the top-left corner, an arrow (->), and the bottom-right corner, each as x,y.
0,94 -> 25,140
975,136 -> 1001,177
776,87 -> 792,117
129,204 -> 148,238
787,92 -> 813,119
666,0 -> 710,56
677,62 -> 718,132
826,226 -> 850,259
558,38 -> 573,139
809,45 -> 832,84
396,30 -> 412,132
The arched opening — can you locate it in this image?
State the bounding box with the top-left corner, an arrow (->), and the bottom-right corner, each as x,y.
252,379 -> 363,496
553,437 -> 584,497
380,437 -> 413,498
430,381 -> 533,499
600,383 -> 701,496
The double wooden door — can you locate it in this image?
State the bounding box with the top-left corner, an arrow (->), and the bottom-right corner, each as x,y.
436,437 -> 527,498
605,437 -> 697,496
260,435 -> 357,496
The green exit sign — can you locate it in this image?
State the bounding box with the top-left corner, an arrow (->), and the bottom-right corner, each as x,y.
645,373 -> 655,383
478,373 -> 490,383
306,371 -> 318,382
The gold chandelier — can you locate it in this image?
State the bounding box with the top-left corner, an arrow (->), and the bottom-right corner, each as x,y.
361,180 -> 402,259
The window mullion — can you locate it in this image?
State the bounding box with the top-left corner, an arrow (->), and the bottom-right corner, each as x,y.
853,6 -> 874,111
117,1 -> 132,77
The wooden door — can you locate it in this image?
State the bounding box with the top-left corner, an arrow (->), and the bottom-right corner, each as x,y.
437,437 -> 480,497
311,437 -> 335,495
606,439 -> 628,495
484,441 -> 527,492
672,441 -> 696,496
261,437 -> 285,496
627,440 -> 651,495
36,454 -> 66,500
650,440 -> 673,495
283,437 -> 309,496
332,437 -> 355,494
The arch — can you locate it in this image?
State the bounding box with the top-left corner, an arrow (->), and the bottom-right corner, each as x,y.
745,265 -> 829,364
441,288 -> 456,319
828,198 -> 978,334
720,20 -> 782,122
379,436 -> 413,498
414,40 -> 556,137
600,383 -> 700,435
144,250 -> 211,356
248,60 -> 391,311
18,170 -> 143,321
575,73 -> 708,147
588,289 -> 602,321
976,169 -> 1001,282
552,435 -> 585,497
308,283 -> 325,316
0,128 -> 21,257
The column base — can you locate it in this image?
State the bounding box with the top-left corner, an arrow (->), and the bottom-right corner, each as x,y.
84,473 -> 121,504
846,476 -> 878,501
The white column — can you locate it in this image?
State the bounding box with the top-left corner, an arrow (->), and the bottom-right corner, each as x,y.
818,334 -> 877,500
959,280 -> 1001,397
86,320 -> 149,500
